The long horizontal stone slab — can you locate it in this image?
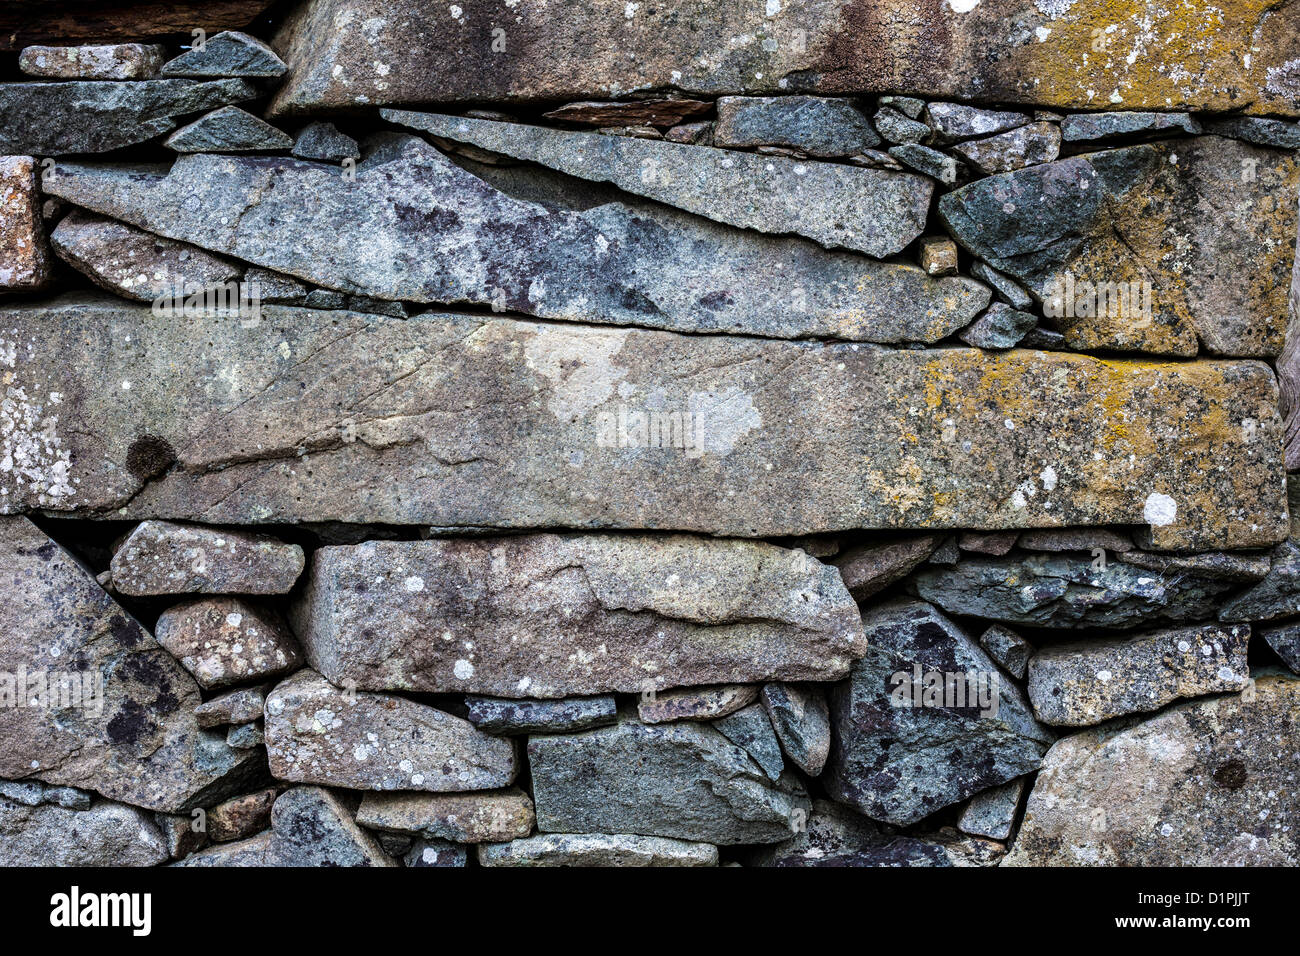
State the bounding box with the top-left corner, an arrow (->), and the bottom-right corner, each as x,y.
290,534 -> 864,697
0,1 -> 274,51
267,0 -> 1300,118
0,297 -> 1285,550
44,135 -> 985,342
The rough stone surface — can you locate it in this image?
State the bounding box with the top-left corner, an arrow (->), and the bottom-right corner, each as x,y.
264,670 -> 518,792
0,156 -> 50,292
479,832 -> 717,867
172,831 -> 272,866
356,788 -> 535,843
207,787 -> 277,841
714,704 -> 784,781
887,143 -> 960,185
110,521 -> 304,596
951,122 -> 1061,175
713,96 -> 878,157
833,534 -> 941,600
1017,528 -> 1133,553
941,139 -> 1299,358
825,599 -> 1054,826
465,696 -> 617,735
918,236 -> 958,276
19,43 -> 165,79
1,299 -> 1285,552
194,685 -> 266,728
291,121 -> 360,161
760,683 -> 830,777
638,685 -> 759,724
1027,624 -> 1251,726
1260,624 -> 1300,674
292,535 -> 864,697
958,304 -> 1037,349
155,598 -> 302,691
925,103 -> 1030,145
226,722 -> 263,749
0,517 -> 260,812
382,111 -> 931,258
1060,111 -> 1202,141
1005,674 -> 1300,866
47,136 -> 986,343
0,799 -> 169,866
913,554 -> 1247,629
958,530 -> 1020,556
0,78 -> 257,154
267,786 -> 394,866
529,713 -> 809,844
874,106 -> 931,145
1120,548 -> 1270,582
165,106 -> 294,153
404,838 -> 466,867
978,625 -> 1034,680
958,779 -> 1024,842
1205,116 -> 1300,149
0,779 -> 92,810
1220,540 -> 1300,622
161,30 -> 286,78
51,210 -> 242,302
544,99 -> 709,128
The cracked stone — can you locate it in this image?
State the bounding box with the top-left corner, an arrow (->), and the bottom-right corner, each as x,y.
714,703 -> 784,781
760,682 -> 831,777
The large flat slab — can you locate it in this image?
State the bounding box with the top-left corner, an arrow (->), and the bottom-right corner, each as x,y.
0,296 -> 1286,550
267,0 -> 1300,118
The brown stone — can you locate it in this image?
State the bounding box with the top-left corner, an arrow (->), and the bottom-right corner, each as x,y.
0,156 -> 49,291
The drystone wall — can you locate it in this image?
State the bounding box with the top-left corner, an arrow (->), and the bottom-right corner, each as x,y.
0,0 -> 1298,868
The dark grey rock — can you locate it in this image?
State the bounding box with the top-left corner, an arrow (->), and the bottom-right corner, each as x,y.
958,303 -> 1037,348
154,812 -> 208,859
465,695 -> 618,734
1018,325 -> 1067,350
924,103 -> 1029,145
958,779 -> 1024,841
479,832 -> 717,867
226,722 -> 263,749
888,143 -> 961,184
874,106 -> 930,145
1220,540 -> 1300,622
879,96 -> 924,119
266,787 -> 394,866
302,288 -> 345,309
291,121 -> 361,161
404,838 -> 467,867
638,684 -> 758,724
0,799 -> 169,866
1017,528 -> 1133,553
978,625 -> 1034,680
110,521 -> 304,596
1121,548 -> 1270,582
912,553 -> 1242,629
969,260 -> 1034,310
165,106 -> 293,152
760,683 -> 830,776
543,99 -> 710,128
714,703 -> 784,781
528,712 -> 810,844
1060,111 -> 1202,141
1260,623 -> 1300,674
951,121 -> 1061,174
714,95 -> 879,156
0,78 -> 257,154
833,534 -> 941,600
161,30 -> 287,78
826,599 -> 1053,826
344,295 -> 406,318
1203,116 -> 1300,149
244,267 -> 309,303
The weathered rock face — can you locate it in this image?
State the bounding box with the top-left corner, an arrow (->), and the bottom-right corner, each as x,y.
110,521 -> 304,596
957,779 -> 1024,842
263,670 -> 518,792
207,787 -> 276,842
0,299 -> 1284,551
1027,624 -> 1251,726
267,0 -> 1300,117
194,685 -> 266,728
0,1 -> 275,50
712,96 -> 879,157
355,789 -> 535,843
0,79 -> 257,154
292,535 -> 864,697
0,798 -> 169,866
164,106 -> 293,152
464,696 -> 617,735
760,683 -> 831,777
543,99 -> 710,128
941,139 -> 1299,358
479,833 -> 718,867
1005,674 -> 1300,866
1220,539 -> 1300,622
46,136 -> 987,343
529,713 -> 809,844
1260,623 -> 1300,674
825,600 -> 1054,826
160,31 -> 286,78
19,43 -> 165,79
0,156 -> 50,292
155,598 -> 302,690
267,787 -> 394,866
715,704 -> 785,781
0,517 -> 259,812
383,111 -> 930,258
638,685 -> 759,724
833,534 -> 940,600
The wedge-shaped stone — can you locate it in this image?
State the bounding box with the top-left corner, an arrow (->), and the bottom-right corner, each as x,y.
940,139 -> 1299,358
266,0 -> 1300,118
155,598 -> 302,690
1220,539 -> 1300,622
1027,624 -> 1251,726
0,517 -> 260,812
161,30 -> 287,78
45,135 -> 985,343
165,106 -> 293,152
0,79 -> 257,154
479,833 -> 718,867
356,788 -> 535,843
826,600 -> 1054,826
292,535 -> 864,697
383,112 -> 930,258
1005,674 -> 1300,866
529,713 -> 809,844
264,670 -> 518,791
0,298 -> 1284,551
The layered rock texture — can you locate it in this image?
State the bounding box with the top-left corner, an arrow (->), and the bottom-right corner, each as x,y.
2,0 -> 1298,870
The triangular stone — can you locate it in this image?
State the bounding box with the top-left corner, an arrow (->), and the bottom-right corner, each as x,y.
161,30 -> 286,78
164,106 -> 292,152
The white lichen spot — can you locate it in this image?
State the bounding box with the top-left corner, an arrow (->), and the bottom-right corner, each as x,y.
1143,492 -> 1177,527
404,575 -> 425,593
453,659 -> 475,680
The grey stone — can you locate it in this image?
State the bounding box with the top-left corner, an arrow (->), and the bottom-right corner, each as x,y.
940,138 -> 1297,358
156,598 -> 302,691
172,831 -> 272,866
825,599 -> 1054,826
879,96 -> 925,119
0,78 -> 257,153
244,267 -> 309,303
292,535 -> 864,697
1027,624 -> 1250,727
1005,674 -> 1300,866
267,786 -> 395,866
887,143 -> 961,184
958,779 -> 1024,841
543,99 -> 710,128
51,210 -> 243,303
0,779 -> 92,809
760,683 -> 830,776
19,43 -> 165,79
110,521 -> 304,596
46,135 -> 986,343
382,111 -> 932,258
291,121 -> 362,161
264,670 -> 518,792
226,722 -> 263,749
957,530 -> 1020,555
833,534 -> 941,600
969,260 -> 1034,310
480,832 -> 717,867
0,799 -> 169,866
873,106 -> 930,144
1259,623 -> 1300,674
529,713 -> 809,844
1220,540 -> 1300,622
404,838 -> 466,867
912,553 -> 1244,629
924,103 -> 1030,145
1204,116 -> 1300,149
154,812 -> 207,859
714,96 -> 879,156
714,704 -> 784,781
1018,326 -> 1067,350
194,685 -> 267,728
301,288 -> 345,309
465,696 -> 617,734
958,303 -> 1037,348
978,625 -> 1034,680
638,684 -> 759,724
160,30 -> 287,78
1060,111 -> 1202,142
0,297 -> 1284,553
950,121 -> 1061,174
0,517 -> 260,812
1017,527 -> 1133,553
165,106 -> 293,152
356,788 -> 535,843
1120,548 -> 1271,582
